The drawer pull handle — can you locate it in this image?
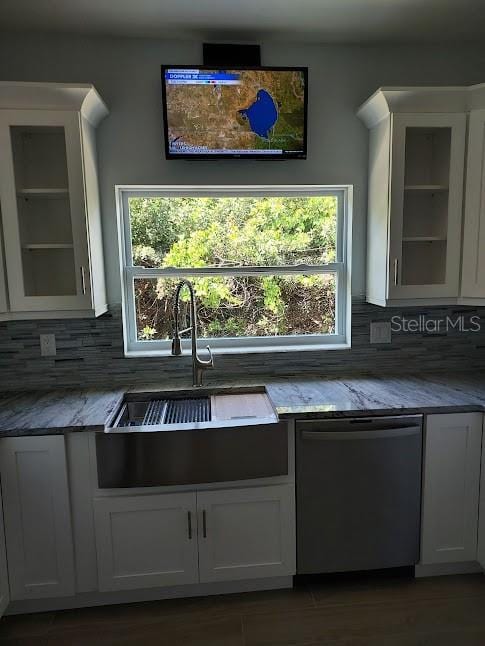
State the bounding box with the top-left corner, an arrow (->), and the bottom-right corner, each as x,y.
80,266 -> 86,295
187,510 -> 192,540
202,510 -> 207,538
301,427 -> 421,441
393,258 -> 399,286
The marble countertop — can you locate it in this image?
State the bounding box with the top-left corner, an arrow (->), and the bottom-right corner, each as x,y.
2,372 -> 485,437
266,372 -> 485,419
0,388 -> 124,436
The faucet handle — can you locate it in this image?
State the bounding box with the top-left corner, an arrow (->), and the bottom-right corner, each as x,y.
204,345 -> 214,368
193,345 -> 214,387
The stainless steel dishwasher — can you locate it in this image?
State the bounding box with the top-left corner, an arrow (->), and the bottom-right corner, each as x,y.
296,415 -> 422,574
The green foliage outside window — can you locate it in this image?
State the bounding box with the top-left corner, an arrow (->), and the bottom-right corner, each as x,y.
130,197 -> 337,340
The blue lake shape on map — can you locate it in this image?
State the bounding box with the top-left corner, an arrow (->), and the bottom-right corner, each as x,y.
239,89 -> 278,139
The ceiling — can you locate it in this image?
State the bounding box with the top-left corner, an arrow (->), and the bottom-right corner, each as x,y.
1,0 -> 485,44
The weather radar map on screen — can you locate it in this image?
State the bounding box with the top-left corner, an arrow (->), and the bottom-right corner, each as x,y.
163,67 -> 307,158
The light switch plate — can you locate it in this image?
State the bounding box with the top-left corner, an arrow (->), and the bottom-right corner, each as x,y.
40,333 -> 56,357
370,321 -> 392,344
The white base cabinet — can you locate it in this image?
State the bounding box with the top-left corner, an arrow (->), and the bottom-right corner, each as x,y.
421,413 -> 483,565
0,436 -> 75,600
0,481 -> 9,617
94,493 -> 199,592
94,484 -> 296,593
197,485 -> 295,583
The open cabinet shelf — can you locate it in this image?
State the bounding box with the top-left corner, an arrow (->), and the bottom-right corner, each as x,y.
17,188 -> 69,197
22,243 -> 74,250
402,236 -> 447,242
404,185 -> 449,192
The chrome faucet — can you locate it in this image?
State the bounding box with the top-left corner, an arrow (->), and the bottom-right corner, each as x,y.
171,279 -> 214,387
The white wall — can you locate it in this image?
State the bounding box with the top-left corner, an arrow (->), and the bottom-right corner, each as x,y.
1,32 -> 485,303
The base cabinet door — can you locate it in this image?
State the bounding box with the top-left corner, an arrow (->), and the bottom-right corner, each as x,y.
0,436 -> 75,600
0,481 -> 9,617
94,492 -> 199,592
197,484 -> 296,583
421,413 -> 482,565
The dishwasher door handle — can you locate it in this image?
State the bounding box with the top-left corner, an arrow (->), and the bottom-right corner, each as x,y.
301,427 -> 421,441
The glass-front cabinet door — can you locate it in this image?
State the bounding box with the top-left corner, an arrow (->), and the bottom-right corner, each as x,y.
0,109 -> 91,312
388,113 -> 466,300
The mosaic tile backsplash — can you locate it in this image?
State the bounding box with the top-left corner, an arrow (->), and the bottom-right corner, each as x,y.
1,302 -> 485,391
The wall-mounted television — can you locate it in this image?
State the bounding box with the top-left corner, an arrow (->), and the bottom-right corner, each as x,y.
161,66 -> 308,160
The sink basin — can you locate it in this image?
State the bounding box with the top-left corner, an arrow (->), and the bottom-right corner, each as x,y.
106,387 -> 278,433
113,396 -> 211,428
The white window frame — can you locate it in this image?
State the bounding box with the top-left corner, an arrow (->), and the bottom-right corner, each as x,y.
116,185 -> 352,356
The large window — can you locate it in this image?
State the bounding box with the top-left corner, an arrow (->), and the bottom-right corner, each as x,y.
117,186 -> 351,355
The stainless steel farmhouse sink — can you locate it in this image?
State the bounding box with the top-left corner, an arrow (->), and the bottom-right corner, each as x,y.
106,387 -> 278,433
97,388 -> 287,488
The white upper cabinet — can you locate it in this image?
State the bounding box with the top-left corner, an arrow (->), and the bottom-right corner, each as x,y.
0,82 -> 108,319
461,106 -> 485,302
358,88 -> 467,306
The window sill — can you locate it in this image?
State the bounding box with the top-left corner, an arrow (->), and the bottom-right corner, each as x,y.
125,342 -> 351,358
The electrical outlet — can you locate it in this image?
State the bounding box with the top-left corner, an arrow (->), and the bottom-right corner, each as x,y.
370,321 -> 392,344
40,333 -> 56,357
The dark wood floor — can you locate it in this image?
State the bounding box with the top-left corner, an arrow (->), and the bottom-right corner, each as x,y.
1,574 -> 485,645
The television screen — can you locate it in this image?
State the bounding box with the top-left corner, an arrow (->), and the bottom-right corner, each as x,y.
161,66 -> 308,159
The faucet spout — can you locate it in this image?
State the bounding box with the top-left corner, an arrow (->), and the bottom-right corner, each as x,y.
171,279 -> 214,387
